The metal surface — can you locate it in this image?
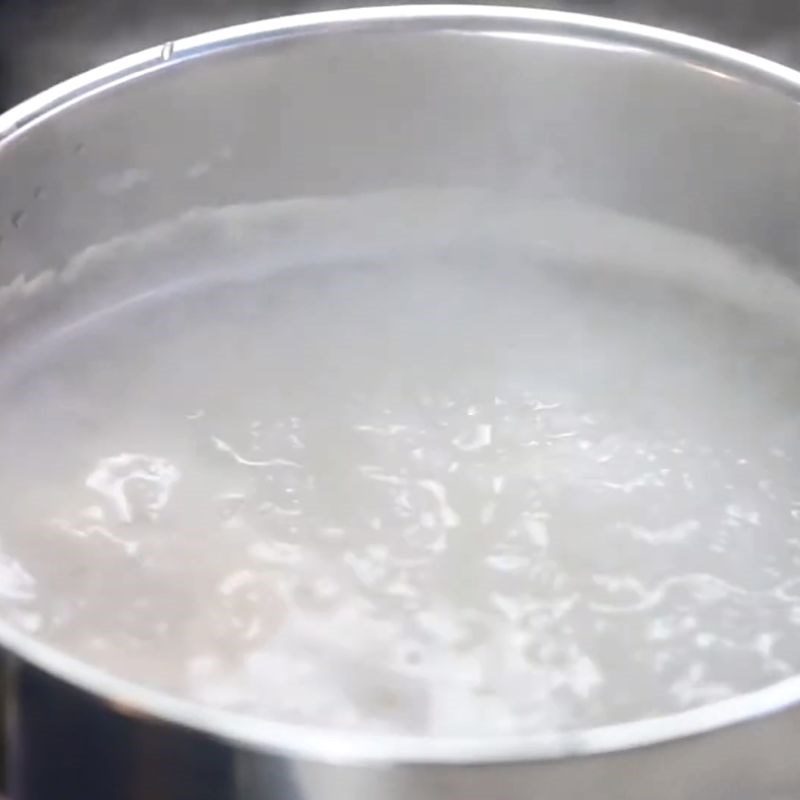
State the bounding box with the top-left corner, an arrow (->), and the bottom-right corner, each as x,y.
2,5 -> 800,798
1,0 -> 800,111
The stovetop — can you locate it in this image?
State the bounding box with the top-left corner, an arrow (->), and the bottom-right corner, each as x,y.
1,0 -> 800,112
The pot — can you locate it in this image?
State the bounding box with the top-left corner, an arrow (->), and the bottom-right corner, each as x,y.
1,6 -> 800,799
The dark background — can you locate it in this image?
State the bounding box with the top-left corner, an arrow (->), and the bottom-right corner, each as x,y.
1,0 -> 800,111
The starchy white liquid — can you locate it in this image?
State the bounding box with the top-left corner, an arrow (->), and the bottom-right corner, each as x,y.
2,192 -> 800,737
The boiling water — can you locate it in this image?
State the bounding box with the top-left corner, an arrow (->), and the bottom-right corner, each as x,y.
3,194 -> 800,737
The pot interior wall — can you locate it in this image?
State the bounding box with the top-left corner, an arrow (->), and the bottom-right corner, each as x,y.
0,21 -> 799,312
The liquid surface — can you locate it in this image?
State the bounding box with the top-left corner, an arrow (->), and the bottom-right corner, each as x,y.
3,195 -> 800,737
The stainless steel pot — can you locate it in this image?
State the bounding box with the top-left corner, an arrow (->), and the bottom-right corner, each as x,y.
2,6 -> 800,799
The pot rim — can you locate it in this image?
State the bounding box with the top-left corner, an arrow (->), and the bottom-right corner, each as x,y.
2,3 -> 800,766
